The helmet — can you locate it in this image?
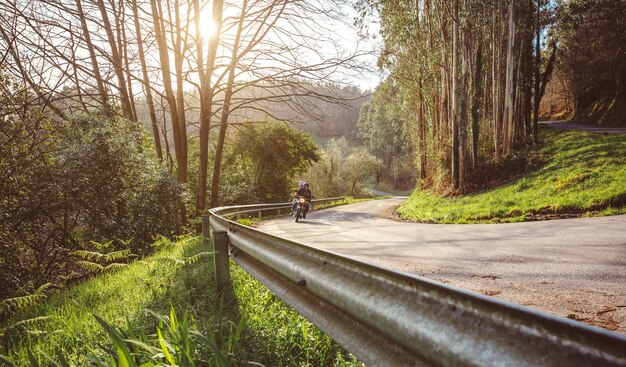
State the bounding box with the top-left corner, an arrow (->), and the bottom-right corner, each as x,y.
304,182 -> 309,189
299,181 -> 305,188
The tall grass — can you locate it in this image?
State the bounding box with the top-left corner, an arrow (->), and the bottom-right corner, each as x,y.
1,235 -> 214,365
2,235 -> 363,366
230,266 -> 363,367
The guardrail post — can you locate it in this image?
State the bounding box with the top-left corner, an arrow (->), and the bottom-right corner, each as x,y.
201,214 -> 210,246
212,230 -> 231,292
258,210 -> 262,219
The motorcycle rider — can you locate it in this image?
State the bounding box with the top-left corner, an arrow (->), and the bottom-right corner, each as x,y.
291,181 -> 312,218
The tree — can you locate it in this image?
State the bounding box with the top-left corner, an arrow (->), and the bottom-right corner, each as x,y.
556,0 -> 625,126
357,80 -> 416,188
303,138 -> 381,198
230,122 -> 319,204
344,148 -> 382,196
357,0 -> 556,191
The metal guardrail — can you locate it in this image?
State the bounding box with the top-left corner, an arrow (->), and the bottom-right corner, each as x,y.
208,198 -> 626,366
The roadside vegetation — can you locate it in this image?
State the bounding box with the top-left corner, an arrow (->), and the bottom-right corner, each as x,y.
398,128 -> 626,223
1,236 -> 362,366
303,138 -> 382,198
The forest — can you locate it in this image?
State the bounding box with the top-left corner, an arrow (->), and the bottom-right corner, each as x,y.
356,0 -> 625,191
0,0 -> 624,363
0,0 -> 379,309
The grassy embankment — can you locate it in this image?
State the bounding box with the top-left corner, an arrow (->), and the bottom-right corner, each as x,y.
398,128 -> 626,223
1,235 -> 362,366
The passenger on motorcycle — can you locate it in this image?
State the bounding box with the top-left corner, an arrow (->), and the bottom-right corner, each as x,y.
291,181 -> 312,218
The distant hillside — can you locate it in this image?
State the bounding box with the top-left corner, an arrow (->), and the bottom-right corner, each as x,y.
135,82 -> 370,142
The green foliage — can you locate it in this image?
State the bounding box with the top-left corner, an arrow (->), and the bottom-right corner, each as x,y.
303,138 -> 380,198
0,71 -> 60,302
58,114 -> 183,254
2,235 -> 363,366
231,266 -> 364,367
71,241 -> 135,276
556,0 -> 626,124
86,307 -> 237,367
0,284 -> 53,317
220,122 -> 320,205
398,129 -> 626,223
357,80 -> 415,188
1,236 -> 208,364
0,104 -> 183,304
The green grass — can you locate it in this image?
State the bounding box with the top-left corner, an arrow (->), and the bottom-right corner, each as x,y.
1,236 -> 216,365
1,235 -> 363,366
398,128 -> 626,223
231,267 -> 362,367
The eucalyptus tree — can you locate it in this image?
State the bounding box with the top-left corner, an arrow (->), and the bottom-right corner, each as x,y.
357,0 -> 556,190
555,0 -> 624,126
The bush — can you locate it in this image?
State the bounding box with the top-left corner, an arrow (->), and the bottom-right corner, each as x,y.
218,122 -> 319,205
303,138 -> 381,198
0,109 -> 183,304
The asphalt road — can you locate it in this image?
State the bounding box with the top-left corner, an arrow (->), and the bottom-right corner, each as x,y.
541,120 -> 626,135
258,197 -> 626,334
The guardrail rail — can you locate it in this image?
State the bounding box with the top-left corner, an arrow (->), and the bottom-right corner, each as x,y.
206,198 -> 626,366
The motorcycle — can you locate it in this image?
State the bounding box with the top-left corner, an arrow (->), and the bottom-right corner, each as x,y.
294,196 -> 309,222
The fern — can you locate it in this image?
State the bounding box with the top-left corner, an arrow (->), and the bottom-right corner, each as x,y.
89,239 -> 114,251
72,241 -> 135,276
103,249 -> 131,262
155,257 -> 185,267
102,263 -> 128,273
185,252 -> 212,265
71,250 -> 105,262
0,283 -> 53,315
174,235 -> 201,249
75,261 -> 105,273
0,316 -> 51,338
156,252 -> 213,267
9,316 -> 51,329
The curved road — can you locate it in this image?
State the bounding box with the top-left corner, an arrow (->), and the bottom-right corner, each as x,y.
258,197 -> 626,334
541,120 -> 626,135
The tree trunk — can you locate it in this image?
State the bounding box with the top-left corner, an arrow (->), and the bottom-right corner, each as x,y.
96,0 -> 134,120
75,0 -> 109,111
418,88 -> 427,179
170,0 -> 188,183
196,0 -> 224,212
532,0 -> 541,144
502,0 -> 516,156
210,0 -> 247,208
471,42 -> 483,170
131,0 -> 162,160
117,0 -> 138,122
494,0 -> 504,160
150,0 -> 184,185
451,0 -> 460,189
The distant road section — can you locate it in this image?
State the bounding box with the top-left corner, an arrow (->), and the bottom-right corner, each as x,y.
541,120 -> 626,135
258,197 -> 626,334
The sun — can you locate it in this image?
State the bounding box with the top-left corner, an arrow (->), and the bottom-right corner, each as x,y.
199,17 -> 217,39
